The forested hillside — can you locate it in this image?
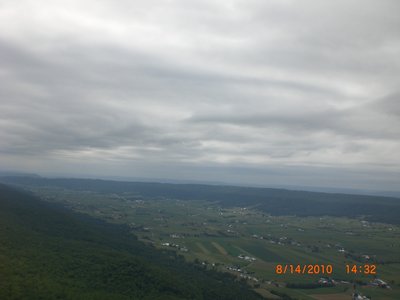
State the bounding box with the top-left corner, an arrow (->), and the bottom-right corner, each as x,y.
0,183 -> 261,300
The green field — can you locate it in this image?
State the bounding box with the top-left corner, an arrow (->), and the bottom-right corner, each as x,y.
17,185 -> 399,300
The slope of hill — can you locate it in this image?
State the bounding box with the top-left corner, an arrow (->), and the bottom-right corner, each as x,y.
0,183 -> 261,300
2,176 -> 400,224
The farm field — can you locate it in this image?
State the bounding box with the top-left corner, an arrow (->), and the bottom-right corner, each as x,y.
22,185 -> 400,300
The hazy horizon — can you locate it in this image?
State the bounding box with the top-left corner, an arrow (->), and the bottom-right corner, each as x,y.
1,1 -> 399,192
2,169 -> 400,199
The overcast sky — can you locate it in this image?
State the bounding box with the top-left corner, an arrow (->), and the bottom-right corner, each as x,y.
1,0 -> 399,191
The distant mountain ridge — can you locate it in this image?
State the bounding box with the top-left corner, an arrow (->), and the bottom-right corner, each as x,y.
1,176 -> 399,225
2,170 -> 399,197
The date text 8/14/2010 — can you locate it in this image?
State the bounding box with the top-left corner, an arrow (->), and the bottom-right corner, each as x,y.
275,264 -> 333,275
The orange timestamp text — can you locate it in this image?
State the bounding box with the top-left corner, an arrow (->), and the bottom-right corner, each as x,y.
275,264 -> 333,275
345,264 -> 377,275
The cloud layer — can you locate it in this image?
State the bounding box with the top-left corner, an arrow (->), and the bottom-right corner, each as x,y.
1,0 -> 399,190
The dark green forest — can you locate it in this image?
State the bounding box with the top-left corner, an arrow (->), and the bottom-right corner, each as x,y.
0,183 -> 262,299
2,176 -> 400,224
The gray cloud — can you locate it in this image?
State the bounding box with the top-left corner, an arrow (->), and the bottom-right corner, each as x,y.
188,95 -> 400,140
0,0 -> 399,191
